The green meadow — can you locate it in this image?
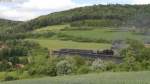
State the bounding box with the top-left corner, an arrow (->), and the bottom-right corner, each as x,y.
60,28 -> 150,41
34,25 -> 150,41
34,25 -> 69,33
1,71 -> 150,84
1,4 -> 150,84
28,39 -> 111,50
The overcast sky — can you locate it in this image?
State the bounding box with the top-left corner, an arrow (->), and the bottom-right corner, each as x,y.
0,0 -> 150,21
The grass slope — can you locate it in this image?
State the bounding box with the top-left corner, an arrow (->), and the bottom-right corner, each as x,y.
61,28 -> 150,41
28,39 -> 111,50
34,25 -> 68,33
1,71 -> 150,84
13,4 -> 150,33
0,19 -> 21,27
34,25 -> 150,42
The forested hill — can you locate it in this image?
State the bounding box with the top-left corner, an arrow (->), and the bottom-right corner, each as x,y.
0,19 -> 22,28
12,4 -> 150,33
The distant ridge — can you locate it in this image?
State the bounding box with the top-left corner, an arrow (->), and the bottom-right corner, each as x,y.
8,4 -> 150,33
0,19 -> 22,28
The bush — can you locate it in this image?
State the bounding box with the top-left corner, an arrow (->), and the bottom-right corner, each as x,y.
77,66 -> 91,74
72,56 -> 86,67
28,68 -> 36,76
27,62 -> 57,76
0,62 -> 12,71
4,76 -> 18,81
91,59 -> 106,71
45,65 -> 57,76
38,64 -> 57,76
105,61 -> 116,71
56,60 -> 73,75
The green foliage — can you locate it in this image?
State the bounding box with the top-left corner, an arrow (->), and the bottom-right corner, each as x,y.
58,28 -> 150,43
0,62 -> 12,71
1,71 -> 150,84
0,40 -> 42,72
77,66 -> 91,74
29,39 -> 111,50
105,61 -> 116,71
3,75 -> 18,81
28,65 -> 55,76
57,33 -> 111,43
13,5 -> 150,33
136,48 -> 150,63
27,68 -> 36,76
24,32 -> 56,38
91,59 -> 106,71
71,19 -> 122,27
120,40 -> 150,71
71,56 -> 86,68
122,50 -> 141,71
1,5 -> 150,40
0,19 -> 21,29
56,60 -> 73,75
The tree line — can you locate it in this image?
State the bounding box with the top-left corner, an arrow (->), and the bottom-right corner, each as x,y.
9,4 -> 150,33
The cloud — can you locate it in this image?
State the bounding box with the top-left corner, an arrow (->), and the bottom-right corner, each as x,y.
0,0 -> 79,21
132,0 -> 150,4
1,0 -> 150,21
22,0 -> 76,9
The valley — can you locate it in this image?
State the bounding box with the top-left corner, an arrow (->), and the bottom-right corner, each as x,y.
0,4 -> 150,84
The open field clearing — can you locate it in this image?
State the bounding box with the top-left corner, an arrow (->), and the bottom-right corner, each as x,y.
61,28 -> 150,41
28,39 -> 111,50
1,71 -> 150,84
34,25 -> 150,41
34,25 -> 68,33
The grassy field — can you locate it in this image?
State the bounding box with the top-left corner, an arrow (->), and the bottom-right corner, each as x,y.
34,25 -> 68,33
28,39 -> 111,50
0,71 -> 31,81
61,28 -> 150,41
34,25 -> 150,41
1,71 -> 150,84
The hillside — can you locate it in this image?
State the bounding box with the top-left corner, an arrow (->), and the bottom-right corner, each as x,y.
12,4 -> 150,33
1,71 -> 150,84
0,19 -> 21,28
0,19 -> 23,40
0,4 -> 150,83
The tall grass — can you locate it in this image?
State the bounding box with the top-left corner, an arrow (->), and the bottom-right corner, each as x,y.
61,28 -> 150,41
1,71 -> 150,84
27,39 -> 111,50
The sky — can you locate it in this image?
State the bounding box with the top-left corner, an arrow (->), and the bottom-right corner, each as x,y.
0,0 -> 150,21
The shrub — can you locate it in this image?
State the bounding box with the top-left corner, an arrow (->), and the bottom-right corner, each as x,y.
0,62 -> 12,71
56,60 -> 73,75
27,62 -> 57,76
105,61 -> 116,71
72,56 -> 86,67
77,66 -> 91,74
28,68 -> 36,76
91,59 -> 106,71
45,65 -> 57,76
38,64 -> 57,76
4,76 -> 18,81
